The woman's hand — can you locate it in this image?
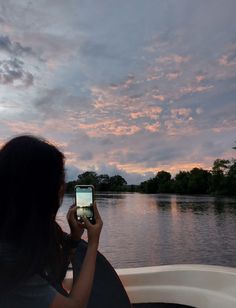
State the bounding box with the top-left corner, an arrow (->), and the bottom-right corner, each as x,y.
82,202 -> 103,247
67,205 -> 84,241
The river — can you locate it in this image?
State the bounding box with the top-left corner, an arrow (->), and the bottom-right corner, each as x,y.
57,193 -> 236,269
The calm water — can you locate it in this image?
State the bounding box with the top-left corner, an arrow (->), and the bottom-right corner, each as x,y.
57,193 -> 236,269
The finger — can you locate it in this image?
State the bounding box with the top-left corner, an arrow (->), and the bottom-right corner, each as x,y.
67,209 -> 72,220
77,221 -> 85,228
76,221 -> 85,232
67,204 -> 75,214
82,216 -> 92,229
93,202 -> 101,220
67,207 -> 77,221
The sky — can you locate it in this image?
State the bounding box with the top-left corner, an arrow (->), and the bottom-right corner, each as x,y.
0,0 -> 236,184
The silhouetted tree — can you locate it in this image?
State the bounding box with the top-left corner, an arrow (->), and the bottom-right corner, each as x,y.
156,171 -> 172,193
226,160 -> 236,195
66,180 -> 78,193
109,175 -> 127,191
97,174 -> 110,191
188,168 -> 211,194
77,171 -> 99,187
139,177 -> 157,193
209,159 -> 230,194
174,171 -> 190,194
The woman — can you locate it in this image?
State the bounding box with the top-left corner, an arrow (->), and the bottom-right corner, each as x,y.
0,135 -> 103,307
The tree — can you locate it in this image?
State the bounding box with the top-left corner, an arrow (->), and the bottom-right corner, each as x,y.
139,177 -> 157,193
97,174 -> 110,191
109,175 -> 127,191
156,171 -> 172,193
209,159 -> 230,194
226,160 -> 236,195
66,180 -> 78,193
66,172 -> 128,192
77,171 -> 98,187
212,159 -> 230,174
174,171 -> 190,194
139,171 -> 172,193
188,168 -> 211,194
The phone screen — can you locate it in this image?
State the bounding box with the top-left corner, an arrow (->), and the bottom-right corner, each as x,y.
75,185 -> 95,223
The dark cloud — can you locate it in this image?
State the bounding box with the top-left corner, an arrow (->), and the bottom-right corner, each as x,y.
79,151 -> 94,161
221,50 -> 236,66
0,35 -> 34,57
0,36 -> 11,52
227,51 -> 236,63
79,41 -> 114,59
65,164 -> 82,182
34,88 -> 92,118
99,138 -> 114,146
0,58 -> 34,87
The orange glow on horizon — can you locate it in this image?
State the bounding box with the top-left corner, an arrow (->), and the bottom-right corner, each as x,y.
112,161 -> 212,176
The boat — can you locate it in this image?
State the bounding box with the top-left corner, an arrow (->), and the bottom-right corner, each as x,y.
64,264 -> 236,308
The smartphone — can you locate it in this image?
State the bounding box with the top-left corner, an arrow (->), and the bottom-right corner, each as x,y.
75,185 -> 95,224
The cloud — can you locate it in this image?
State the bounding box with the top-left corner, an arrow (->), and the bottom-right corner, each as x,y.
171,108 -> 191,118
219,44 -> 236,67
0,35 -> 34,57
166,70 -> 181,80
180,85 -> 214,96
130,106 -> 162,120
196,107 -> 203,115
65,164 -> 83,182
0,0 -> 236,185
0,58 -> 34,87
151,94 -> 165,101
93,163 -> 155,184
78,119 -> 141,137
144,122 -> 160,133
79,151 -> 94,161
155,54 -> 190,65
195,71 -> 206,83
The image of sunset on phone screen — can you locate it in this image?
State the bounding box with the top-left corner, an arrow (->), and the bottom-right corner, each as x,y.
76,187 -> 93,218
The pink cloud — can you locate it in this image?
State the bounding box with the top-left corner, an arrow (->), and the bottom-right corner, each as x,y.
144,122 -> 160,133
64,151 -> 78,164
180,85 -> 214,95
195,72 -> 206,83
130,106 -> 162,120
171,108 -> 191,117
146,74 -> 161,81
152,94 -> 165,101
4,121 -> 43,135
78,119 -> 141,137
219,44 -> 236,67
166,71 -> 182,80
156,54 -> 190,65
112,161 -> 211,176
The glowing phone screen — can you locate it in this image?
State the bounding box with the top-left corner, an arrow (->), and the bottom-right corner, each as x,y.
75,186 -> 94,219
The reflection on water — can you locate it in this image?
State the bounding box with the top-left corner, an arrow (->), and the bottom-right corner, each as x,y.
57,193 -> 236,268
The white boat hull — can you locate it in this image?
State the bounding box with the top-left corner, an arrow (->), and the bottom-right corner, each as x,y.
64,264 -> 236,308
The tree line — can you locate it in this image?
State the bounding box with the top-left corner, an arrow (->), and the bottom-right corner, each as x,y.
66,159 -> 236,195
66,171 -> 128,193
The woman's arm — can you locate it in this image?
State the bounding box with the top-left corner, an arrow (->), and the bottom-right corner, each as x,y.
50,203 -> 103,308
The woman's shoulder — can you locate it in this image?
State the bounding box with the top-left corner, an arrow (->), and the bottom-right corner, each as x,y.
0,274 -> 57,308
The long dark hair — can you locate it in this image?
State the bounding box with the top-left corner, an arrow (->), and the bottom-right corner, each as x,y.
0,135 -> 65,293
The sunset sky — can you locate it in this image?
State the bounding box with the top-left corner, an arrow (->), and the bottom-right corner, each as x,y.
0,0 -> 236,183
